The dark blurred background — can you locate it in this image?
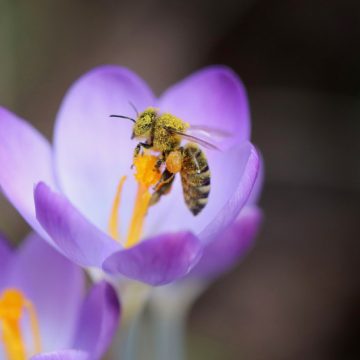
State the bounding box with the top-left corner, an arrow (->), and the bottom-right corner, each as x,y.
0,0 -> 359,359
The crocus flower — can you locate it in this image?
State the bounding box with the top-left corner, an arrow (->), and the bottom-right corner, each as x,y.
0,65 -> 259,286
0,232 -> 120,360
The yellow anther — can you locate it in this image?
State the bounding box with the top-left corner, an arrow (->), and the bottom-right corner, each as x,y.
133,154 -> 162,188
0,289 -> 42,360
108,176 -> 127,242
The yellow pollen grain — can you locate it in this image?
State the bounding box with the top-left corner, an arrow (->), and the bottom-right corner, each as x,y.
0,289 -> 42,360
133,154 -> 161,188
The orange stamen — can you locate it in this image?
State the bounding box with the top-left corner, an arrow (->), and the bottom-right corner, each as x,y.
108,176 -> 127,242
24,300 -> 41,354
0,289 -> 42,360
125,154 -> 161,248
108,154 -> 162,248
125,184 -> 151,248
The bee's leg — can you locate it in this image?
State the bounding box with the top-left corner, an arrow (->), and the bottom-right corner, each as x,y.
149,170 -> 175,206
132,142 -> 154,168
134,142 -> 152,158
140,142 -> 152,149
153,170 -> 175,191
154,152 -> 166,170
132,144 -> 142,168
155,158 -> 163,170
134,144 -> 141,158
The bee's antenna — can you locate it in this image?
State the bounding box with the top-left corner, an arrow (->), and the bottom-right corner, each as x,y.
128,101 -> 139,117
110,114 -> 136,123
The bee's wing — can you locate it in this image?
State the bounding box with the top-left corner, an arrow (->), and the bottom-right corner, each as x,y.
165,127 -> 220,150
186,125 -> 232,142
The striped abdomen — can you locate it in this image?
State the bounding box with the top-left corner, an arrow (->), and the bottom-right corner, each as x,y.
180,143 -> 211,216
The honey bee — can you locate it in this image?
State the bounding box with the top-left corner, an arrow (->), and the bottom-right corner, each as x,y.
110,107 -> 221,216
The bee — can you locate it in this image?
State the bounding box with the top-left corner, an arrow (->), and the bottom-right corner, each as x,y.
110,107 -> 220,216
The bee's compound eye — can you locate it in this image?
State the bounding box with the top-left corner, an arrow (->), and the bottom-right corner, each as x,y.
166,151 -> 182,173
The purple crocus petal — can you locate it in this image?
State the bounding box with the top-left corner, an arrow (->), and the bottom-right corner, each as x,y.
0,232 -> 12,267
157,65 -> 250,147
199,142 -> 259,242
6,233 -> 85,352
190,206 -> 262,279
31,350 -> 88,360
103,232 -> 203,286
246,150 -> 264,206
54,65 -> 155,231
0,107 -> 57,239
72,281 -> 120,360
0,233 -> 12,289
34,182 -> 119,267
151,142 -> 259,243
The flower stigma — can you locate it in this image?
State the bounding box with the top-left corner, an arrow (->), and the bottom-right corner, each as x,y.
108,153 -> 162,248
0,289 -> 42,360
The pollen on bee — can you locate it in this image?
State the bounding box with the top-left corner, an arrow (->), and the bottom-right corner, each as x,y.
166,150 -> 182,173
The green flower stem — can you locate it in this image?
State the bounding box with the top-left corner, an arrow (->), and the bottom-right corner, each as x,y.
149,281 -> 207,360
152,304 -> 186,360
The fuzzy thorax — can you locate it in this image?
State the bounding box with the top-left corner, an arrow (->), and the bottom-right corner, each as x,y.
153,113 -> 189,152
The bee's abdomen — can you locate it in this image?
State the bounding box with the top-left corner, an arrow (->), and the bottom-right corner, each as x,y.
180,144 -> 211,216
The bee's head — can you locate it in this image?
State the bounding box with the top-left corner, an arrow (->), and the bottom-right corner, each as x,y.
110,107 -> 157,140
132,108 -> 157,139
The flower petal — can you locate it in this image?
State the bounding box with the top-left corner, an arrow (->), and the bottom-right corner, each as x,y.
246,150 -> 264,206
34,182 -> 118,267
0,107 -> 57,239
54,66 -> 155,231
0,233 -> 12,289
149,142 -> 259,244
0,232 -> 12,266
31,350 -> 88,360
190,206 -> 262,279
157,65 -> 250,147
199,142 -> 259,242
6,233 -> 85,352
72,281 -> 120,360
103,232 -> 203,286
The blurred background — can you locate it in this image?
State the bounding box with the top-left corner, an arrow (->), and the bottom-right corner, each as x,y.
0,0 -> 359,359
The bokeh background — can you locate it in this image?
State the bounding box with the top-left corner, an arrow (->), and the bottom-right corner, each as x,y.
0,0 -> 359,359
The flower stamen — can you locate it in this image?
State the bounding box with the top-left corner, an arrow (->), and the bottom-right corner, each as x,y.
108,176 -> 127,242
108,154 -> 162,248
125,154 -> 161,248
0,289 -> 42,360
125,183 -> 151,248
